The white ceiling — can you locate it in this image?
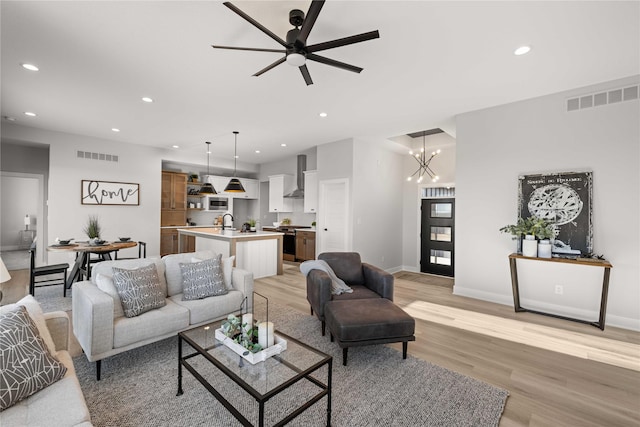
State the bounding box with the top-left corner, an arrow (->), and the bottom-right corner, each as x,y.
2,1 -> 638,165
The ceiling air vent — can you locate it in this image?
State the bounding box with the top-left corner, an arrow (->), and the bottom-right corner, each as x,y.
566,84 -> 639,112
77,150 -> 119,162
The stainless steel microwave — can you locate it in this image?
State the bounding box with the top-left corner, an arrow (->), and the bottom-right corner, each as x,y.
206,196 -> 229,211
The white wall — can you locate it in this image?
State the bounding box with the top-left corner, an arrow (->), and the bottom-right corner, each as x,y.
0,175 -> 39,250
1,124 -> 173,263
455,76 -> 640,330
352,138 -> 404,270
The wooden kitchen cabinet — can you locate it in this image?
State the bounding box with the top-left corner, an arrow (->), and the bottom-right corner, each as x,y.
295,231 -> 316,261
160,228 -> 195,256
161,171 -> 187,226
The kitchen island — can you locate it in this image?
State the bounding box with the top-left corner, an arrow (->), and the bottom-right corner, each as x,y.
177,228 -> 284,279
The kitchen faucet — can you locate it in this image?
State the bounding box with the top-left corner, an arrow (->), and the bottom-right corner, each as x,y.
222,213 -> 234,230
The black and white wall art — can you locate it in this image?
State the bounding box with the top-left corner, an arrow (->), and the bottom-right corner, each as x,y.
518,171 -> 593,255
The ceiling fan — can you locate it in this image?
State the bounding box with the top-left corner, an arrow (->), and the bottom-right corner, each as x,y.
212,1 -> 380,86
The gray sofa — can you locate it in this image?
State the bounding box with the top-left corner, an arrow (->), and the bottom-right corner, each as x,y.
72,250 -> 253,380
0,295 -> 93,426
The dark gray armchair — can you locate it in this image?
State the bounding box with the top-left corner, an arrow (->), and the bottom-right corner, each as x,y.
306,252 -> 394,335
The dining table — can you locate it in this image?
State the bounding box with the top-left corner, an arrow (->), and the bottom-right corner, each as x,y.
48,240 -> 138,291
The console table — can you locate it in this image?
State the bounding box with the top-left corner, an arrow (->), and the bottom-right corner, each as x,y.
508,253 -> 613,330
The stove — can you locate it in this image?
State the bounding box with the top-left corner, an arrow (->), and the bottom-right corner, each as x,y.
264,226 -> 311,261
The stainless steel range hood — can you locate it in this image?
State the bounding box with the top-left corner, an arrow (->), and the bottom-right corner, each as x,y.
284,155 -> 306,198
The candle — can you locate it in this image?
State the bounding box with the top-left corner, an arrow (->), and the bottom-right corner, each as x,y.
242,314 -> 253,334
258,321 -> 274,348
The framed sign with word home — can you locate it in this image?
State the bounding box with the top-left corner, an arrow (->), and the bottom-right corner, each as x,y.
81,180 -> 140,206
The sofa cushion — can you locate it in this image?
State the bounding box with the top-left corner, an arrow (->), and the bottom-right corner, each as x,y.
96,273 -> 125,318
163,250 -> 217,296
0,295 -> 57,355
180,256 -> 228,300
91,257 -> 167,295
113,299 -> 189,348
332,284 -> 381,301
112,264 -> 166,317
192,255 -> 235,290
169,290 -> 245,325
319,252 -> 365,286
0,306 -> 67,410
1,351 -> 92,426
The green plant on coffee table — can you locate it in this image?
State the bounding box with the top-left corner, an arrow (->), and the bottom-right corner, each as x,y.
83,215 -> 102,239
221,314 -> 263,354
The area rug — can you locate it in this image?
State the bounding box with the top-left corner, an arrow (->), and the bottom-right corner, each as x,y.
34,283 -> 72,313
73,305 -> 508,426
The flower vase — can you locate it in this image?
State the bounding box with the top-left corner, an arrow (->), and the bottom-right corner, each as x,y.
538,240 -> 552,258
522,235 -> 538,257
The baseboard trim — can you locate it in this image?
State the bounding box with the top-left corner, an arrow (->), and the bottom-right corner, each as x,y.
453,285 -> 640,331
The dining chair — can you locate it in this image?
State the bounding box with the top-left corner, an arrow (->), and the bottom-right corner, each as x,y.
114,241 -> 147,260
29,248 -> 70,297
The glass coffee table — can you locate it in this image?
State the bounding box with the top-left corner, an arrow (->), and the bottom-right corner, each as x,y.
177,317 -> 332,427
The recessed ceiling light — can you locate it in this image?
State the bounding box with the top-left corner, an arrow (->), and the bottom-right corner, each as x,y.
21,63 -> 39,71
319,112 -> 328,118
111,128 -> 120,132
142,97 -> 154,103
514,45 -> 531,56
281,143 -> 287,147
3,116 -> 16,121
172,145 -> 180,149
24,111 -> 36,117
255,150 -> 261,154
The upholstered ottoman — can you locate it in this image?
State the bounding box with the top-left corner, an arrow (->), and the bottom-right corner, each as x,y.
324,298 -> 416,366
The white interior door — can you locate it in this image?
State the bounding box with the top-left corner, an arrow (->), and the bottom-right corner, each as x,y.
318,178 -> 349,254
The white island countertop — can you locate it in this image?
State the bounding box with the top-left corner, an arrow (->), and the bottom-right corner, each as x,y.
177,227 -> 284,240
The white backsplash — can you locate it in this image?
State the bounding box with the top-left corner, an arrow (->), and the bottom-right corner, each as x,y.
276,199 -> 316,226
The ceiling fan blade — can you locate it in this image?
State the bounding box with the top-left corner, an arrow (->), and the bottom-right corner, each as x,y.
306,30 -> 380,53
223,2 -> 288,48
253,56 -> 286,77
296,0 -> 325,47
299,64 -> 313,86
307,53 -> 363,73
211,45 -> 285,53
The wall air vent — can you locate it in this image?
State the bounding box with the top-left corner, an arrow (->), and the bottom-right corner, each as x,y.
566,84 -> 639,112
77,150 -> 118,162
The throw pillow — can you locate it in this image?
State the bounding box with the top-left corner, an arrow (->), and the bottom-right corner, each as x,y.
0,295 -> 57,355
112,264 -> 166,318
192,255 -> 235,290
95,273 -> 126,318
180,255 -> 228,301
0,305 -> 67,410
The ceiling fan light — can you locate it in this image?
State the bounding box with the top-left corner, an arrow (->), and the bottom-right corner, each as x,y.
286,53 -> 306,67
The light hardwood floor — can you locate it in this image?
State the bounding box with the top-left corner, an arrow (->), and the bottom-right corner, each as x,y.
256,263 -> 640,427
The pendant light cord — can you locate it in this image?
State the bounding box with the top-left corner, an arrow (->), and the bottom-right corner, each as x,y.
233,131 -> 239,177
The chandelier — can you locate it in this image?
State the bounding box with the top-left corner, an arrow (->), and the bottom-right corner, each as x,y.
407,131 -> 440,183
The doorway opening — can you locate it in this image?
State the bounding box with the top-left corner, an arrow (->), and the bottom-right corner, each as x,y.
421,196 -> 455,277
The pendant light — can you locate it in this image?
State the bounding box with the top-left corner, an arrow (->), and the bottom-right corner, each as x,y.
224,131 -> 246,193
407,131 -> 440,183
199,141 -> 217,194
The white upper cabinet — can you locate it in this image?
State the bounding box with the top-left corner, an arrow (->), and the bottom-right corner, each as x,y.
269,174 -> 294,212
303,170 -> 318,213
234,178 -> 259,199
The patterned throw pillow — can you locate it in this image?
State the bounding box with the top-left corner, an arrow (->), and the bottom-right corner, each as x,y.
112,264 -> 166,317
0,305 -> 67,410
191,255 -> 235,290
180,255 -> 228,301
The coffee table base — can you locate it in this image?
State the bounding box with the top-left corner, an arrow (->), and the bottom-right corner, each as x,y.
177,332 -> 332,427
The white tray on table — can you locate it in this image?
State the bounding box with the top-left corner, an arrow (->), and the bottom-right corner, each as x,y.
215,328 -> 287,364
